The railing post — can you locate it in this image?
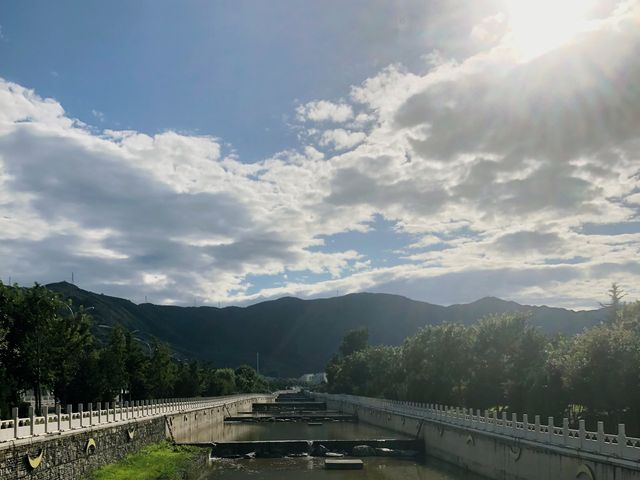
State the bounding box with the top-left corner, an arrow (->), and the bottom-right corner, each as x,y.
56,405 -> 62,432
618,424 -> 627,458
40,406 -> 48,434
548,417 -> 554,443
67,405 -> 73,430
89,403 -> 94,426
124,401 -> 129,419
97,402 -> 102,424
105,402 -> 110,423
597,421 -> 605,453
534,415 -> 541,440
29,406 -> 35,436
12,407 -> 18,439
562,418 -> 569,446
79,403 -> 84,428
579,419 -> 586,449
512,413 -> 518,436
522,414 -> 528,439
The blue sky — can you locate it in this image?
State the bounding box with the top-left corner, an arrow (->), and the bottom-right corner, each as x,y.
0,0 -> 639,309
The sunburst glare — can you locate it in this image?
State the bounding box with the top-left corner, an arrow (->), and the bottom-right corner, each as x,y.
505,0 -> 596,58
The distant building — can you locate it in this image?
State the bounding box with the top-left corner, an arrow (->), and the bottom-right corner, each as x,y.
298,372 -> 327,385
21,389 -> 56,409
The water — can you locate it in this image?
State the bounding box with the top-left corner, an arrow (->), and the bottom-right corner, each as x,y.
197,456 -> 488,479
219,421 -> 412,441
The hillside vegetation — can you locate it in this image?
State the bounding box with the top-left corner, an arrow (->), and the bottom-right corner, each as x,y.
48,282 -> 604,376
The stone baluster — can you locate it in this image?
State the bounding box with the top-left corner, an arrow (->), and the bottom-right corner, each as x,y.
41,406 -> 48,434
597,421 -> 605,453
29,406 -> 35,436
618,424 -> 627,458
56,405 -> 62,432
67,405 -> 73,430
12,407 -> 18,439
579,419 -> 586,449
79,403 -> 84,428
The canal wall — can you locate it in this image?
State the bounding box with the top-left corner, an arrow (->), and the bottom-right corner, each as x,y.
0,394 -> 272,479
315,393 -> 640,480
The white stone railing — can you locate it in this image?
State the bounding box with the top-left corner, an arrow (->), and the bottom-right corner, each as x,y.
315,393 -> 640,462
0,394 -> 268,444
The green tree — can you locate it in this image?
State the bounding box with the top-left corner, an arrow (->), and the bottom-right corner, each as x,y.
97,325 -> 129,402
402,323 -> 472,405
146,339 -> 176,398
125,331 -> 150,400
174,361 -> 203,397
204,368 -> 236,396
235,365 -> 266,393
1,284 -> 85,411
339,327 -> 369,357
600,283 -> 625,324
467,313 -> 547,414
564,323 -> 640,428
328,346 -> 403,398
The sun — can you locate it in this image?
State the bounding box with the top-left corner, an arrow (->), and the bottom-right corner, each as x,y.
505,0 -> 595,58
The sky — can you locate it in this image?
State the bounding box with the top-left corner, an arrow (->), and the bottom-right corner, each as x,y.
0,0 -> 638,309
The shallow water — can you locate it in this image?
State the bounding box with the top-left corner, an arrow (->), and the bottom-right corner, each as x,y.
219,421 -> 412,441
197,456 -> 488,479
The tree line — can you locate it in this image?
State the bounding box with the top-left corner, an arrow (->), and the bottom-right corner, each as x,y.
326,286 -> 640,434
0,282 -> 267,417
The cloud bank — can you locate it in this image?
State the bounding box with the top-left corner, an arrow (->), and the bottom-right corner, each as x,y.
0,1 -> 639,309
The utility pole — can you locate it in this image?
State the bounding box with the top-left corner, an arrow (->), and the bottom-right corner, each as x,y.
71,272 -> 74,284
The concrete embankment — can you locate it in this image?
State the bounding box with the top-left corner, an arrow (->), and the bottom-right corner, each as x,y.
0,394 -> 272,479
315,393 -> 640,480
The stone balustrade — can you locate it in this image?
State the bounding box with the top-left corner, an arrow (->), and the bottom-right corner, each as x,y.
314,393 -> 640,462
0,394 -> 261,443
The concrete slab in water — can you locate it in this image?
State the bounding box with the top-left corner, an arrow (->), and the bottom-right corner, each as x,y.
325,459 -> 364,470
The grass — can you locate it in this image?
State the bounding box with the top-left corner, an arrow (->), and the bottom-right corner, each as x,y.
90,441 -> 205,480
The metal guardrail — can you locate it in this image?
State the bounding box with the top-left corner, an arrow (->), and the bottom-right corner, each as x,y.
315,393 -> 640,462
0,394 -> 269,444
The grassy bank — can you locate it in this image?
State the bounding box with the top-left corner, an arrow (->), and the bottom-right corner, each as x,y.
90,441 -> 206,480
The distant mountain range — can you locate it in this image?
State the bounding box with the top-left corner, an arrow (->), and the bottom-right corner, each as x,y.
47,282 -> 605,377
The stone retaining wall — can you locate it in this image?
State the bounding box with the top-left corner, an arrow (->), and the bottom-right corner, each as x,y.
0,394 -> 272,479
317,393 -> 640,480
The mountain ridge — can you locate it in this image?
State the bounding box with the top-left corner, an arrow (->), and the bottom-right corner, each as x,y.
46,282 -> 605,377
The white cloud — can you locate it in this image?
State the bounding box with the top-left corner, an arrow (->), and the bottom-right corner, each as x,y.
319,129 -> 366,150
1,2 -> 639,309
296,100 -> 353,123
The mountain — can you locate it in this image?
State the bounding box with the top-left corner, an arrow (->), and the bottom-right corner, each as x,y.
47,282 -> 605,377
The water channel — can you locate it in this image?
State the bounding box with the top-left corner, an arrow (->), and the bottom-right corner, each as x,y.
187,394 -> 489,479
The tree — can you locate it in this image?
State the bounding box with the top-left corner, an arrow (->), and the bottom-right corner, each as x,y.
49,304 -> 95,405
174,361 -> 203,397
97,325 -> 129,402
339,327 -> 369,357
1,283 -> 81,411
125,331 -> 150,400
204,368 -> 236,396
564,323 -> 640,428
146,339 -> 176,398
600,283 -> 625,324
402,323 -> 472,405
234,365 -> 266,393
328,346 -> 403,398
467,313 -> 547,414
